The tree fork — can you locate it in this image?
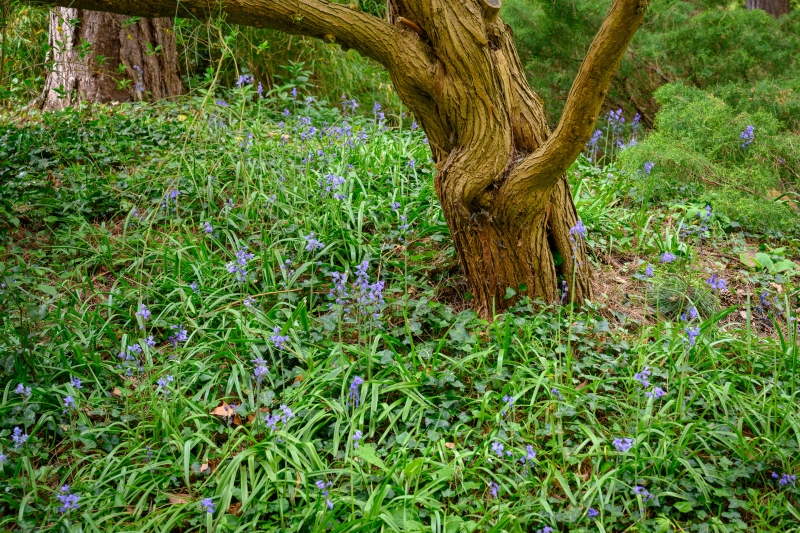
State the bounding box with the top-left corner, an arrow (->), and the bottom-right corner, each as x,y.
33,0 -> 648,317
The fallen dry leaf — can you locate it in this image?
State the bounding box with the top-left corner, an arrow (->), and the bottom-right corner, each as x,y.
111,387 -> 122,398
211,401 -> 242,426
445,442 -> 456,449
575,380 -> 589,391
167,493 -> 191,505
228,502 -> 242,515
200,463 -> 210,474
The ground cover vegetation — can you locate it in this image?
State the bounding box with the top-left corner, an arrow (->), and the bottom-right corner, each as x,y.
1,1 -> 800,532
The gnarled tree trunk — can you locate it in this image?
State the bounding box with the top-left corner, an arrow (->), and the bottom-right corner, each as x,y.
746,0 -> 790,18
36,0 -> 647,318
43,8 -> 182,110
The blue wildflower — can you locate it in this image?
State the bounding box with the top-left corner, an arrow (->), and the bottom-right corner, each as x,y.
57,485 -> 80,513
740,125 -> 754,149
613,437 -> 633,453
349,375 -> 364,407
489,481 -> 498,499
352,430 -> 363,449
270,327 -> 290,350
660,252 -> 676,263
706,274 -> 727,292
12,427 -> 28,450
200,497 -> 215,513
304,233 -> 325,252
588,507 -> 599,519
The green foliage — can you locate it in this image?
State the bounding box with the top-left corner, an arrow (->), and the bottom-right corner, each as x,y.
1,90 -> 799,533
503,0 -> 800,125
619,82 -> 800,235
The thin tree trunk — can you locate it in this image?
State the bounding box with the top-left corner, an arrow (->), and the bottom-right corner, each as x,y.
746,0 -> 791,17
43,8 -> 182,110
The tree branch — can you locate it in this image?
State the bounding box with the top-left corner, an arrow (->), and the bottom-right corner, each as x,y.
31,0 -> 421,72
498,0 -> 648,214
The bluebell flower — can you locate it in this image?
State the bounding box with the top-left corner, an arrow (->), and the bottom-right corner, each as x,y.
168,324 -> 188,347
491,441 -> 505,457
236,74 -> 253,88
353,430 -> 363,449
204,222 -> 213,234
12,427 -> 28,450
70,377 -> 82,389
200,497 -> 215,513
681,306 -> 698,322
146,335 -> 156,347
256,83 -> 264,97
136,304 -> 151,321
489,481 -> 498,499
587,129 -> 602,148
537,527 -> 554,533
157,375 -> 174,395
645,264 -> 654,278
645,387 -> 666,399
660,252 -> 676,263
411,121 -> 418,131
643,161 -> 655,175
685,327 -> 700,347
588,507 -> 599,519
740,125 -> 754,149
291,87 -> 297,98
57,485 -> 80,513
349,375 -> 364,407
15,383 -> 31,399
0,453 -> 6,463
227,248 -> 255,283
252,356 -> 269,385
372,102 -> 381,113
215,99 -> 228,107
304,233 -> 325,252
633,486 -> 654,499
316,480 -> 334,510
773,472 -> 797,486
190,282 -> 199,293
613,437 -> 633,453
64,395 -> 75,409
551,387 -> 564,400
270,327 -> 290,349
569,220 -> 587,241
391,201 -> 401,212
634,367 -> 651,388
706,274 -> 727,292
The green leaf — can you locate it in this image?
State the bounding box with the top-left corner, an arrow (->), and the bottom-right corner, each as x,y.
354,444 -> 386,471
37,284 -> 58,297
755,253 -> 774,271
674,501 -> 693,513
504,287 -> 516,299
773,259 -> 798,273
403,457 -> 425,479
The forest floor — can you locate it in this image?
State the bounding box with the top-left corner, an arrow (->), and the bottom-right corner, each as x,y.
1,97 -> 799,533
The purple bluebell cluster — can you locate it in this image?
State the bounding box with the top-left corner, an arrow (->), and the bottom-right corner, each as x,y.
168,324 -> 188,347
352,430 -> 363,449
63,395 -> 76,410
15,383 -> 31,399
645,264 -> 654,278
706,273 -> 727,292
569,220 -> 587,241
270,327 -> 290,350
252,356 -> 269,385
613,437 -> 634,453
491,441 -> 505,458
643,161 -> 655,175
660,252 -> 676,264
316,480 -> 334,510
264,404 -> 295,431
236,74 -> 253,88
520,445 -> 537,475
685,326 -> 700,347
536,527 -> 554,533
12,427 -> 28,449
349,375 -> 364,407
551,387 -> 564,400
634,367 -> 651,388
136,304 -> 151,321
645,387 -> 666,399
501,395 -> 514,417
328,261 -> 386,322
772,472 -> 797,486
588,507 -> 599,519
227,248 -> 255,283
633,486 -> 654,499
200,498 -> 215,513
304,233 -> 325,252
157,375 -> 174,396
740,125 -> 754,149
70,376 -> 82,389
681,305 -> 698,322
489,481 -> 499,499
57,485 -> 80,513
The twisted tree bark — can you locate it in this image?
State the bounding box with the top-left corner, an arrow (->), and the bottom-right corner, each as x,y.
33,0 -> 648,317
43,8 -> 182,110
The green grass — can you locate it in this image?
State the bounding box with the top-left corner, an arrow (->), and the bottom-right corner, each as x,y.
1,90 -> 799,533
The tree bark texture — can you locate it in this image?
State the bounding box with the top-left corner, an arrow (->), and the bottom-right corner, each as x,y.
43,8 -> 182,110
36,0 -> 648,318
746,0 -> 791,18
